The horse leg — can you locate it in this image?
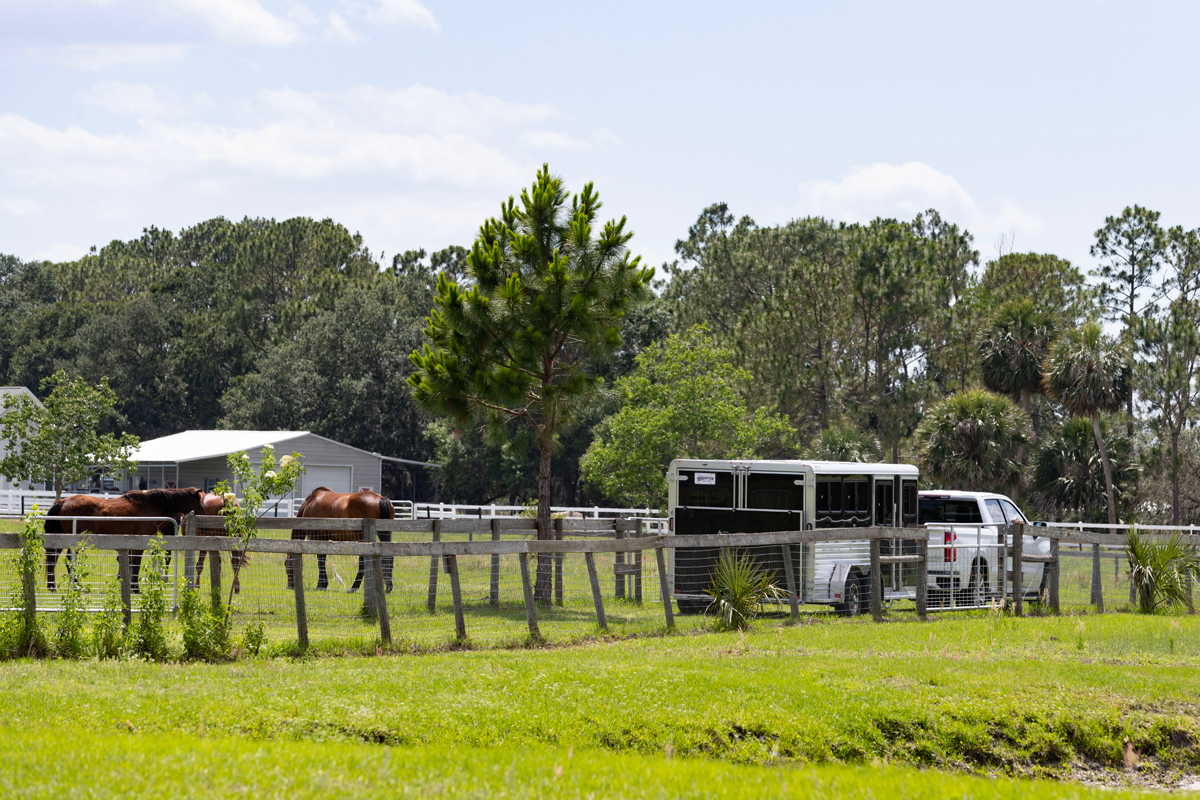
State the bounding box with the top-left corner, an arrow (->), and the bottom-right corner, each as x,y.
130,549 -> 143,594
316,554 -> 329,590
284,553 -> 294,590
349,556 -> 366,593
196,550 -> 207,589
380,530 -> 394,593
231,551 -> 242,595
45,547 -> 58,592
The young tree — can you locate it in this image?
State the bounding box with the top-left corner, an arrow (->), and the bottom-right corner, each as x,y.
914,389 -> 1031,494
0,371 -> 138,500
409,165 -> 654,600
1042,322 -> 1130,609
580,326 -> 794,508
1090,205 -> 1166,435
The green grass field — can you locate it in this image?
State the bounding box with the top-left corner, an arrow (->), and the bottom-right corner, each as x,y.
1,613 -> 1198,796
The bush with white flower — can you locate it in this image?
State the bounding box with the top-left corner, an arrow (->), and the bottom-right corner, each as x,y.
212,446 -> 304,608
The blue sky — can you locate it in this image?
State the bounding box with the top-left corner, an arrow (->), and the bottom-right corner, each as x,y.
2,1 -> 1199,275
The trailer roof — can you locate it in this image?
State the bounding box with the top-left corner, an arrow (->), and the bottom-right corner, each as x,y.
668,458 -> 919,476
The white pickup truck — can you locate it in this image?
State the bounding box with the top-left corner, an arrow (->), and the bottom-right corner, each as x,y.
919,490 -> 1050,605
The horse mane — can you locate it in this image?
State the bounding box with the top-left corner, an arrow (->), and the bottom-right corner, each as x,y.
121,488 -> 202,516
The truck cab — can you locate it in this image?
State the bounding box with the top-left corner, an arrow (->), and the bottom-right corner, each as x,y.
919,490 -> 1049,605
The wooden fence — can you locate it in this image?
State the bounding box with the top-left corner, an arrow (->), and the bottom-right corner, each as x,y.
0,519 -> 1172,651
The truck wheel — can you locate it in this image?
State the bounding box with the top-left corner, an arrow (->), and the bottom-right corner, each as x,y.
837,573 -> 863,618
968,559 -> 989,605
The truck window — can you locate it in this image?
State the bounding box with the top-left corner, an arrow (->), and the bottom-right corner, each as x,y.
999,498 -> 1027,524
919,498 -> 983,524
984,499 -> 1005,523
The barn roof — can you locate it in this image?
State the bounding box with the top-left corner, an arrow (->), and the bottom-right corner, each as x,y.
132,430 -> 311,464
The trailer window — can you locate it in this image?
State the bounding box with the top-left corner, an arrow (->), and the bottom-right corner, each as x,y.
816,479 -> 841,513
874,480 -> 895,526
680,470 -> 733,508
901,480 -> 918,524
746,473 -> 804,511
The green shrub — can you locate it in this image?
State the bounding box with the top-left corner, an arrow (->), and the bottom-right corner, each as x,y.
180,584 -> 231,662
130,537 -> 170,661
704,551 -> 786,631
2,508 -> 49,658
53,541 -> 92,659
1127,527 -> 1200,613
239,621 -> 266,657
92,574 -> 126,660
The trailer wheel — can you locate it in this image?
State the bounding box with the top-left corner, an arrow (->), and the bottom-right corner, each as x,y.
676,599 -> 710,615
837,572 -> 864,618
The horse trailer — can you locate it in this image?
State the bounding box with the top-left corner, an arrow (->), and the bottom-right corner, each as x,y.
667,459 -> 920,616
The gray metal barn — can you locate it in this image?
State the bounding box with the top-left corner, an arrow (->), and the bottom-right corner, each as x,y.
127,430 -> 390,505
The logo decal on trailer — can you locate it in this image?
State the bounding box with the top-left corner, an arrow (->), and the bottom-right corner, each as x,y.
694,473 -> 716,485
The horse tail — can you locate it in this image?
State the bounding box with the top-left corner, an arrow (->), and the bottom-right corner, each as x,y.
378,495 -> 394,521
44,501 -> 64,533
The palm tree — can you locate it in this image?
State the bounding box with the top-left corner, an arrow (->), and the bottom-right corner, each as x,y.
1042,322 -> 1131,610
979,299 -> 1056,428
811,424 -> 883,463
915,389 -> 1031,493
1031,417 -> 1137,521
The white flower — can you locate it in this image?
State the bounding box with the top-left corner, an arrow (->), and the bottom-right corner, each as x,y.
222,492 -> 236,503
280,455 -> 295,467
264,470 -> 277,479
241,453 -> 251,460
262,444 -> 274,451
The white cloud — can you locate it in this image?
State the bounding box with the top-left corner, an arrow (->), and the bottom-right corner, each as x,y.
797,161 -> 1043,243
1,197 -> 42,215
34,243 -> 90,262
82,82 -> 216,118
348,0 -> 438,30
325,11 -> 358,43
166,0 -> 303,46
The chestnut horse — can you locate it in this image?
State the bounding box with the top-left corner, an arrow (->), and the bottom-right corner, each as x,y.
44,488 -> 206,592
194,492 -> 248,594
285,487 -> 394,593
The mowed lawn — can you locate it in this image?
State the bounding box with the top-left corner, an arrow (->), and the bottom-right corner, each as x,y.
2,613 -> 1199,797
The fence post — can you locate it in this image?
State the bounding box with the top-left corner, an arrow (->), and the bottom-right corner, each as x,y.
554,518 -> 564,607
21,534 -> 36,639
292,547 -> 308,651
585,551 -> 607,632
1049,536 -> 1060,615
118,550 -> 132,627
869,538 -> 882,622
634,519 -> 644,603
518,551 -> 540,639
363,518 -> 391,645
780,543 -> 799,623
916,538 -> 928,622
489,519 -> 500,606
614,526 -> 626,599
445,554 -> 466,641
1129,524 -> 1137,606
655,546 -> 674,630
426,520 -> 441,612
184,511 -> 196,589
1091,541 -> 1105,612
1012,523 -> 1024,617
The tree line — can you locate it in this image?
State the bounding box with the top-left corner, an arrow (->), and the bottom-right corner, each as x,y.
2,177 -> 1198,524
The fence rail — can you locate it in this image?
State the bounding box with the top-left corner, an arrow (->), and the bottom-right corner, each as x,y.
1,519 -> 1193,651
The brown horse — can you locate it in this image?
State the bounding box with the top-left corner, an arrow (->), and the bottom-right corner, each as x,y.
44,488 -> 206,592
285,487 -> 394,592
194,492 -> 248,594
